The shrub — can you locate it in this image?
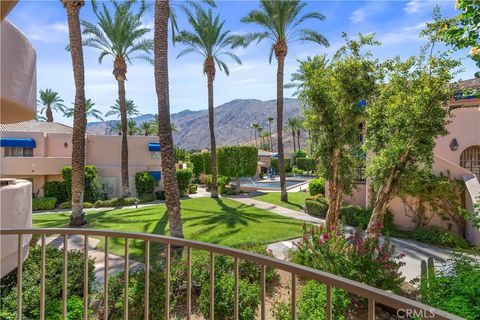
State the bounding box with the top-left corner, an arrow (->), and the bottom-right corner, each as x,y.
296,157 -> 316,173
199,173 -> 212,187
139,194 -> 156,203
217,146 -> 258,185
176,169 -> 192,195
94,197 -> 119,208
188,184 -> 198,194
134,171 -> 155,198
199,274 -> 259,320
420,255 -> 480,319
59,201 -> 93,209
43,181 -> 67,203
118,197 -> 140,206
32,197 -> 57,211
273,280 -> 350,320
293,224 -> 405,292
305,197 -> 329,217
293,149 -> 308,160
308,178 -> 325,196
62,165 -> 100,203
270,158 -> 278,174
83,202 -> 93,208
155,190 -> 165,200
237,244 -> 279,290
340,205 -> 370,227
406,226 -> 470,249
0,246 -> 94,320
191,152 -> 210,177
292,167 -> 304,174
218,176 -> 231,194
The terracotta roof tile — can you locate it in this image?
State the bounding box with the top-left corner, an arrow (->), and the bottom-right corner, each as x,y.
0,120 -> 94,134
454,78 -> 480,90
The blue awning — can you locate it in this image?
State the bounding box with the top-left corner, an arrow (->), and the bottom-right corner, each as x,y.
149,171 -> 161,181
148,143 -> 160,152
357,99 -> 367,107
271,153 -> 278,158
0,138 -> 36,148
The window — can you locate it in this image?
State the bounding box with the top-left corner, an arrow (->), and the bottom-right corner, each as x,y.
4,147 -> 33,157
151,151 -> 160,159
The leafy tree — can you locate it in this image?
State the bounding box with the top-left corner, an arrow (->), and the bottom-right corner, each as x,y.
300,34 -> 379,229
175,6 -> 242,199
364,45 -> 460,239
64,99 -> 103,122
217,146 -> 258,194
82,0 -> 153,196
105,99 -> 141,119
37,89 -> 66,122
61,0 -> 87,226
237,0 -> 329,202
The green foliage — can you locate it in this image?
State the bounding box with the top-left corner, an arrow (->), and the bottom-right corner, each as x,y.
190,153 -> 204,177
217,146 -> 258,179
340,205 -> 371,228
273,281 -> 349,320
296,157 -> 316,172
292,149 -> 307,160
174,146 -> 190,162
32,197 -> 57,211
43,181 -> 67,203
94,197 -> 119,208
305,196 -> 329,217
292,167 -> 304,174
293,225 -> 405,292
118,197 -> 140,206
0,246 -> 94,320
405,226 -> 470,249
134,171 -> 155,198
188,184 -> 198,194
308,178 -> 325,196
59,201 -> 93,209
62,165 -> 100,203
176,169 -> 193,195
155,190 -> 165,200
139,194 -> 156,203
218,176 -> 231,194
420,255 -> 480,319
270,158 -> 278,173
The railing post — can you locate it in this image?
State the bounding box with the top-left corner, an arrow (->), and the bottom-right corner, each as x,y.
104,236 -> 109,320
144,240 -> 150,320
17,234 -> 23,319
187,247 -> 192,320
291,273 -> 296,320
165,243 -> 171,320
234,257 -> 239,320
368,299 -> 375,320
210,252 -> 215,320
40,234 -> 46,320
261,265 -> 266,320
63,234 -> 68,320
84,235 -> 89,320
326,285 -> 332,320
124,238 -> 129,320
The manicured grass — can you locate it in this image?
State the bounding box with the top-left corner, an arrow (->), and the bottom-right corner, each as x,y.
253,191 -> 310,211
33,197 -> 304,260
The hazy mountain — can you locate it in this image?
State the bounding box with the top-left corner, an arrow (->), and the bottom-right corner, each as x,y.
87,98 -> 308,152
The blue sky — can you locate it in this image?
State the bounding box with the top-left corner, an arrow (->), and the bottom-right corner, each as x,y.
7,0 -> 476,125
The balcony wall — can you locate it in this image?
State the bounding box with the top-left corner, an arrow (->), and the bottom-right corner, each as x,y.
1,157 -> 71,175
0,20 -> 36,124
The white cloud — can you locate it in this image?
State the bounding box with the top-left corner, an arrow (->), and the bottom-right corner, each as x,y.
27,22 -> 69,43
404,0 -> 429,14
350,9 -> 366,23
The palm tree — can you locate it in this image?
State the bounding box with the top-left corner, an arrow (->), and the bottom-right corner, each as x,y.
287,117 -> 298,152
127,119 -> 137,135
139,121 -> 154,136
37,89 -> 66,122
261,130 -> 270,150
154,0 -> 184,239
257,126 -> 264,147
175,7 -> 242,198
266,116 -> 274,151
81,0 -> 153,197
296,119 -> 303,151
251,123 -> 261,148
105,99 -> 141,119
109,121 -> 122,135
61,0 -> 87,227
285,55 -> 328,96
64,99 -> 103,122
237,0 -> 329,201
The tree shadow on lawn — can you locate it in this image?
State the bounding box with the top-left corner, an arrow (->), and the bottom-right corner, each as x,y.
252,192 -> 305,211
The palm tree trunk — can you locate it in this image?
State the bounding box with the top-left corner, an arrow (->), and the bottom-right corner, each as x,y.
46,107 -> 54,122
268,123 -> 273,151
297,128 -> 301,151
254,130 -> 257,148
62,0 -> 86,227
276,51 -> 287,202
292,129 -> 296,152
207,71 -> 218,198
154,0 -> 184,238
117,78 -> 130,197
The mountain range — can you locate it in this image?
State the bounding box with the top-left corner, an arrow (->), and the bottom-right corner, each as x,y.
86,98 -> 308,152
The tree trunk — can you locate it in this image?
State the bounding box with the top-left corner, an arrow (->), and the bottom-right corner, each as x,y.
292,129 -> 296,153
325,149 -> 342,229
154,0 -> 184,239
276,50 -> 288,202
297,128 -> 301,151
207,69 -> 218,198
62,0 -> 86,227
117,78 -> 130,196
254,130 -> 257,148
268,123 -> 273,151
46,106 -> 54,122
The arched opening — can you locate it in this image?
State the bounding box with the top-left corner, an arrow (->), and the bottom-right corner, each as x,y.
460,145 -> 480,181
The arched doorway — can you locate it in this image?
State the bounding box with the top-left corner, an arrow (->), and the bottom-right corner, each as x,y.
460,146 -> 480,181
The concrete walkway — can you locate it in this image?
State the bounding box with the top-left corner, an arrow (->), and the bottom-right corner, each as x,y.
228,195 -> 456,282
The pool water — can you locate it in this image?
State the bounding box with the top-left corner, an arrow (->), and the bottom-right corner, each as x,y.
239,179 -> 304,190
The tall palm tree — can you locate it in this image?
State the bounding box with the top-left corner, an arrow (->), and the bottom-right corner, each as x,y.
296,118 -> 303,151
287,117 -> 298,152
127,118 -> 137,135
109,121 -> 122,135
175,7 -> 242,198
105,99 -> 141,119
64,98 -> 103,122
285,55 -> 328,96
61,0 -> 87,227
251,123 -> 261,148
238,0 -> 329,201
150,114 -> 177,135
139,121 -> 154,136
261,130 -> 270,150
38,89 -> 66,122
266,116 -> 274,151
82,0 -> 153,196
155,0 -> 184,239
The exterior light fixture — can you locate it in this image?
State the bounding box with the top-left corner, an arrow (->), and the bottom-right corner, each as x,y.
64,142 -> 68,148
450,138 -> 459,151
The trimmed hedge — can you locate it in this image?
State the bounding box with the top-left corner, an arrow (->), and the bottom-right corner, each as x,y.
177,169 -> 192,195
296,158 -> 316,172
191,152 -> 212,177
134,171 -> 155,198
340,205 -> 370,227
59,202 -> 93,209
62,165 -> 100,203
155,191 -> 166,200
188,184 -> 198,194
94,198 -> 119,208
32,197 -> 57,211
217,146 -> 258,181
305,196 -> 329,217
43,181 -> 67,203
139,194 -> 156,203
308,178 -> 325,196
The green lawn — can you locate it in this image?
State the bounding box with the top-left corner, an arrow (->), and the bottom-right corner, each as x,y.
252,191 -> 310,211
33,197 -> 304,260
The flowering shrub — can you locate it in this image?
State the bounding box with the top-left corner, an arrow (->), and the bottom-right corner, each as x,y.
293,224 -> 405,292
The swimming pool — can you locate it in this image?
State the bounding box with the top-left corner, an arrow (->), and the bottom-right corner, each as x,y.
237,179 -> 307,190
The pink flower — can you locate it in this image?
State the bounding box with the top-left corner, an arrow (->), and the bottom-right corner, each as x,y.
322,233 -> 330,241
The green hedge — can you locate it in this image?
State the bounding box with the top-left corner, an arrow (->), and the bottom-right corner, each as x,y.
217,146 -> 258,179
134,171 -> 155,198
188,184 -> 198,194
305,196 -> 329,217
191,152 -> 212,177
176,169 -> 192,195
43,181 -> 67,203
62,165 -> 100,203
296,158 -> 316,172
340,205 -> 370,227
309,178 -> 325,196
218,176 -> 230,194
32,197 -> 57,211
59,201 -> 93,209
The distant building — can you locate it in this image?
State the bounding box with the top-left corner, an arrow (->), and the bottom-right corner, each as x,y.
0,121 -> 164,197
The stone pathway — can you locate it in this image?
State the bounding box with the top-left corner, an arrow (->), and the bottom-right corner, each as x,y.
229,195 -> 456,282
43,235 -> 142,284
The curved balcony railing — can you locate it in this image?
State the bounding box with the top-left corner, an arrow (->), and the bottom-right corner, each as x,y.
0,228 -> 461,320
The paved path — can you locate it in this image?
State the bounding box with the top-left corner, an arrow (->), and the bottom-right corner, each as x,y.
228,195 -> 455,282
